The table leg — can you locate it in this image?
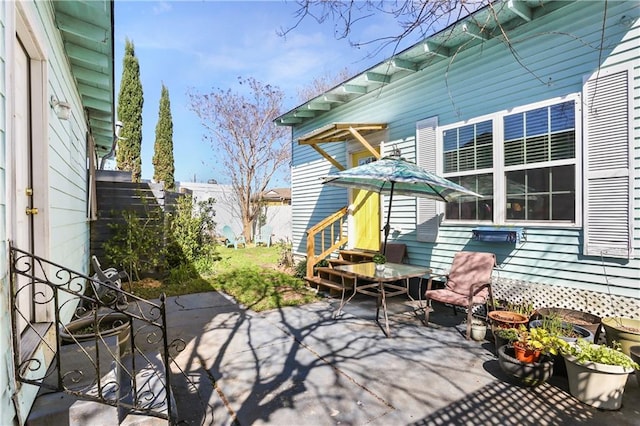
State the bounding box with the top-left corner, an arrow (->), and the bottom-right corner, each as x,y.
373,281 -> 391,337
336,276 -> 359,317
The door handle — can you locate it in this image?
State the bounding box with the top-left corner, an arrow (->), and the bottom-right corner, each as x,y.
26,207 -> 38,215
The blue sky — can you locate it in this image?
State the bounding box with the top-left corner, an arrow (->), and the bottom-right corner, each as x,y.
114,1 -> 409,186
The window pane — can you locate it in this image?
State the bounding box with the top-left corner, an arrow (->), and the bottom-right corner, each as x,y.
550,131 -> 575,160
527,168 -> 549,192
443,129 -> 457,152
504,101 -> 575,166
528,194 -> 549,220
446,202 -> 460,219
552,165 -> 574,192
504,114 -> 523,141
506,166 -> 574,222
550,101 -> 574,132
442,120 -> 493,173
507,170 -> 525,194
459,146 -> 475,171
444,151 -> 457,173
444,173 -> 493,221
526,107 -> 548,136
552,193 -> 574,220
526,135 -> 548,164
459,125 -> 474,148
504,139 -> 524,166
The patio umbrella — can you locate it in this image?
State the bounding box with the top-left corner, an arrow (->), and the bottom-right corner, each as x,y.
322,155 -> 481,254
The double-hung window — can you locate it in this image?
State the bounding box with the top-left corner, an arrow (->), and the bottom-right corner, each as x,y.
440,96 -> 579,225
442,120 -> 494,221
503,101 -> 576,222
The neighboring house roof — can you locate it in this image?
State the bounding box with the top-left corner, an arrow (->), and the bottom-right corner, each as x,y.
255,188 -> 291,202
52,1 -> 115,156
274,0 -> 571,127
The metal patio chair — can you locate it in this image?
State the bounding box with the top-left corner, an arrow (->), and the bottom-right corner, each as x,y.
424,251 -> 496,340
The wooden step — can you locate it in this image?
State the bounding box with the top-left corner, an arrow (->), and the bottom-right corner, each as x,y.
306,267 -> 356,293
338,249 -> 377,263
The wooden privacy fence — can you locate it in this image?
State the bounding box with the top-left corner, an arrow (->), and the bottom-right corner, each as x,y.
90,170 -> 182,263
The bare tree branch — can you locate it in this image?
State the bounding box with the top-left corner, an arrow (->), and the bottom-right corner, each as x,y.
188,77 -> 290,241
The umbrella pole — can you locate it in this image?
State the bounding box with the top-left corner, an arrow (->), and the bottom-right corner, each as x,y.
383,181 -> 395,255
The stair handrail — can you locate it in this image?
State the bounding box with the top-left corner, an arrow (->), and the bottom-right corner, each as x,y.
9,243 -> 183,424
306,206 -> 349,278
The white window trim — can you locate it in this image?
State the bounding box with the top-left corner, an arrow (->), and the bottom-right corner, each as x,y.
437,94 -> 582,227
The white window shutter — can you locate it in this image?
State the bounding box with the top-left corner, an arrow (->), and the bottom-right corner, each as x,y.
416,117 -> 440,242
583,67 -> 633,258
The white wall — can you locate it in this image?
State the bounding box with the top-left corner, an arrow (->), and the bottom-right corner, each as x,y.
177,182 -> 292,243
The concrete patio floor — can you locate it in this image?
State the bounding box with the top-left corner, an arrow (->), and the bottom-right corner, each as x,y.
165,291 -> 640,425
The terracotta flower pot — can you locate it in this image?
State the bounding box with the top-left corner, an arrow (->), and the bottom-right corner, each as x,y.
513,342 -> 542,363
488,311 -> 529,329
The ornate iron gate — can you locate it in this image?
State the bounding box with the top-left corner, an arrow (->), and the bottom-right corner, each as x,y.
9,244 -> 187,424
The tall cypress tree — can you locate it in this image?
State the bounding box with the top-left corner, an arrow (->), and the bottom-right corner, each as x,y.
116,38 -> 143,182
152,84 -> 175,190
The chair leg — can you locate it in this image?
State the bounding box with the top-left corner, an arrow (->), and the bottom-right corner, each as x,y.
465,306 -> 473,340
424,300 -> 432,326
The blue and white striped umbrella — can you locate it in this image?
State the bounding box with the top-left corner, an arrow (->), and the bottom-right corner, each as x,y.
322,156 -> 481,252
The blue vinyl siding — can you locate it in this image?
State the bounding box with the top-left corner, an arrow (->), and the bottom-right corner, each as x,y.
290,0 -> 639,300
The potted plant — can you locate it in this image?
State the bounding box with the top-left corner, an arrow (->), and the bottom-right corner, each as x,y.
532,307 -> 601,342
529,314 -> 594,343
497,326 -> 566,387
630,346 -> 640,387
497,345 -> 555,387
372,254 -> 386,272
470,318 -> 487,341
493,327 -> 519,352
601,317 -> 640,356
562,339 -> 639,410
488,310 -> 529,330
512,325 -> 568,363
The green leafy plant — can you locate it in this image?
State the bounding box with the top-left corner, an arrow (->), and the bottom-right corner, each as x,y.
537,314 -> 581,339
277,240 -> 294,269
104,204 -> 167,281
372,254 -> 386,264
165,195 -> 217,267
514,325 -> 569,356
563,339 -> 640,369
494,328 -> 519,342
506,301 -> 535,317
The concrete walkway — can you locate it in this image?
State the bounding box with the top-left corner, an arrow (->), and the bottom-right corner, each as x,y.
164,291 -> 640,425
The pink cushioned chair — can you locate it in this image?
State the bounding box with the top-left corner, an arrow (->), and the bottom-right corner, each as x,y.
424,251 -> 496,340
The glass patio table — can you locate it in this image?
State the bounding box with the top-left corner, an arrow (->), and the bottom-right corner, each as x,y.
333,262 -> 431,337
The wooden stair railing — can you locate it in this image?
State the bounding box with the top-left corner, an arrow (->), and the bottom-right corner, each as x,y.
306,206 -> 348,278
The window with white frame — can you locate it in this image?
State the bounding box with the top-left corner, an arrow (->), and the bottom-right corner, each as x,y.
441,97 -> 578,224
442,120 -> 494,221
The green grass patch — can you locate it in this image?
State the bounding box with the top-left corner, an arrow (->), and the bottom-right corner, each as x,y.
127,244 -> 320,311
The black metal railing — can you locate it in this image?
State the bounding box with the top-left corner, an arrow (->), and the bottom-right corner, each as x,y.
9,243 -> 186,424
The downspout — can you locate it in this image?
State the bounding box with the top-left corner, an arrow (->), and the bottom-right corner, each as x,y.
99,120 -> 123,169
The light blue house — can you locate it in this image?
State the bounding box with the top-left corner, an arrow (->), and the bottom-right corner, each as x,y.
276,1 -> 639,315
1,1 -> 115,423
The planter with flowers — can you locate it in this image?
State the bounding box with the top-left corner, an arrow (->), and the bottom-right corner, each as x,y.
497,326 -> 568,386
562,339 -> 639,410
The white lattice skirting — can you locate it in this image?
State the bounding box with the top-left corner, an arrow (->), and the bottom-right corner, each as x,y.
492,278 -> 640,319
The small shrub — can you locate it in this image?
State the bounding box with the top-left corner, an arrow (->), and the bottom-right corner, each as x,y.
104,205 -> 167,281
294,259 -> 307,279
